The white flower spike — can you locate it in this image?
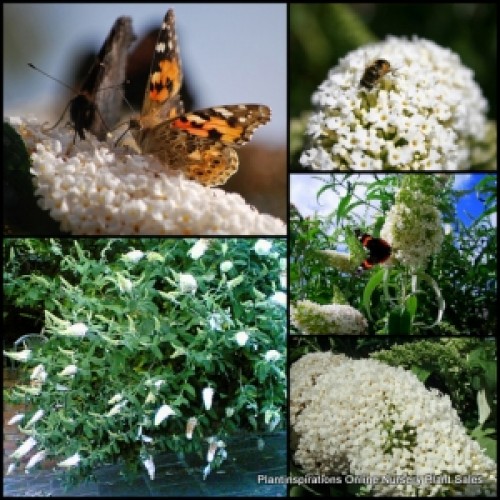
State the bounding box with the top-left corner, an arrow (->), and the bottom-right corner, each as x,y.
143,455 -> 155,480
207,440 -> 218,463
202,387 -> 215,411
179,273 -> 197,294
291,300 -> 368,335
3,349 -> 32,362
58,364 -> 78,377
25,450 -> 47,470
264,350 -> 281,362
123,250 -> 144,263
235,331 -> 249,347
185,417 -> 198,440
269,291 -> 287,308
254,239 -> 272,255
219,260 -> 233,273
7,413 -> 25,425
154,404 -> 176,426
30,364 -> 47,383
188,239 -> 210,259
10,437 -> 37,459
63,322 -> 88,337
26,409 -> 45,427
57,452 -> 81,468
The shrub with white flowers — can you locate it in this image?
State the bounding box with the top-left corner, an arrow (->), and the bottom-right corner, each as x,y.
300,36 -> 488,171
4,238 -> 286,486
291,352 -> 497,497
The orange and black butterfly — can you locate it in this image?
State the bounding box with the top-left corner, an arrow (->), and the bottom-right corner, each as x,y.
355,229 -> 392,273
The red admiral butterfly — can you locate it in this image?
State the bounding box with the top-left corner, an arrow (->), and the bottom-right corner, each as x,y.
355,229 -> 392,273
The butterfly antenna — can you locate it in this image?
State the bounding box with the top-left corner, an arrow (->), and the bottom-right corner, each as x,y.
28,63 -> 78,93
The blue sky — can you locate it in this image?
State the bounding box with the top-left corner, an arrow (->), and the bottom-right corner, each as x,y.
291,174 -> 497,229
3,3 -> 285,146
452,174 -> 496,227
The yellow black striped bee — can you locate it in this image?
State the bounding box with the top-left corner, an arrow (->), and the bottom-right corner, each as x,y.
360,59 -> 392,89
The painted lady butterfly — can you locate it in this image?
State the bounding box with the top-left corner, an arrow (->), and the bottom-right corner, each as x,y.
129,9 -> 271,187
32,16 -> 135,142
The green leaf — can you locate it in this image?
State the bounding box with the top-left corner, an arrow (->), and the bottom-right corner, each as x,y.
151,344 -> 163,361
361,268 -> 384,320
388,308 -> 411,334
405,295 -> 418,317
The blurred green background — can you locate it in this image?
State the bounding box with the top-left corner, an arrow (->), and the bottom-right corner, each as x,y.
290,3 -> 497,119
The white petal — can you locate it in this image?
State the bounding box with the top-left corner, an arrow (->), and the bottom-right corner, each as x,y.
6,463 -> 16,475
106,400 -> 127,417
154,404 -> 176,426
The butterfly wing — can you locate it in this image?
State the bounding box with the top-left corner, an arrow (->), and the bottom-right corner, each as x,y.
139,9 -> 184,129
70,16 -> 135,141
92,16 -> 136,139
134,104 -> 270,186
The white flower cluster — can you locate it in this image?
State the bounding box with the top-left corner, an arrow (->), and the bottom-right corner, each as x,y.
290,352 -> 348,428
300,36 -> 488,171
380,176 -> 444,269
8,117 -> 285,235
291,300 -> 368,334
317,249 -> 355,273
291,353 -> 497,496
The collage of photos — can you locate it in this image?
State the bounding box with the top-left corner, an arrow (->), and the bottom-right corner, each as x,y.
3,3 -> 497,499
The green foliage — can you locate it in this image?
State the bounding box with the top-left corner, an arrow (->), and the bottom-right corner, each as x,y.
290,174 -> 497,335
3,124 -> 63,235
371,338 -> 496,427
3,238 -> 286,486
